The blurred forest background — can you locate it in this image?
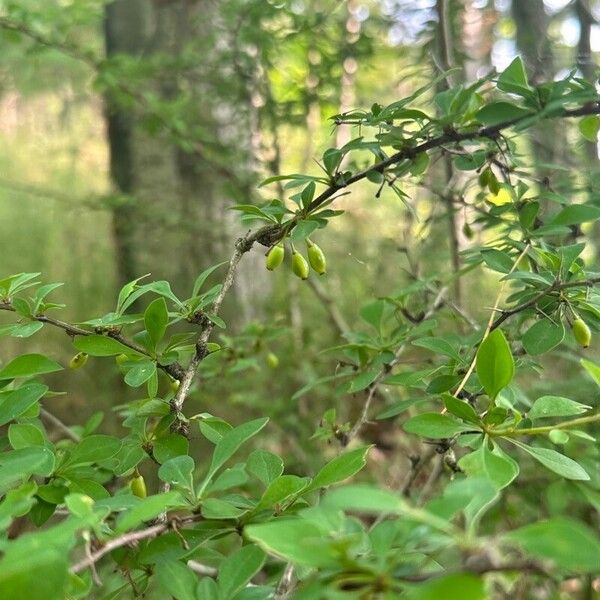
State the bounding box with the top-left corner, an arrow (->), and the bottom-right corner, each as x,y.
1,0 -> 600,472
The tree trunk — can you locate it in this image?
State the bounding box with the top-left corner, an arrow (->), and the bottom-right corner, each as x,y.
512,0 -> 565,178
103,0 -> 266,320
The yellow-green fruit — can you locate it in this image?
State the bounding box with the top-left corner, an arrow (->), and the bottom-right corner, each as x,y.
266,352 -> 279,369
306,240 -> 326,275
266,243 -> 285,271
292,250 -> 310,280
69,352 -> 88,369
130,474 -> 147,498
573,318 -> 592,348
169,378 -> 181,393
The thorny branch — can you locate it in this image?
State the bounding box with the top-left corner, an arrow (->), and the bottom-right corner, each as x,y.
0,301 -> 185,381
169,102 -> 600,419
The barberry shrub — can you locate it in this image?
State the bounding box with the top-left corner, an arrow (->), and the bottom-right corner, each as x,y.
1,58 -> 600,599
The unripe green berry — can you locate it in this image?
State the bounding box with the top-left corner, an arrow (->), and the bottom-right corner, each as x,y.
572,318 -> 592,348
306,239 -> 326,275
130,474 -> 147,498
169,378 -> 180,393
266,352 -> 279,369
266,243 -> 285,271
292,250 -> 309,280
69,352 -> 88,369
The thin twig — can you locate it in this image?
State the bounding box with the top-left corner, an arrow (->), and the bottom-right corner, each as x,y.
172,233 -> 258,413
274,563 -> 295,599
0,301 -> 185,381
187,560 -> 218,577
453,243 -> 531,398
70,523 -> 167,574
40,408 -> 81,442
307,278 -> 350,335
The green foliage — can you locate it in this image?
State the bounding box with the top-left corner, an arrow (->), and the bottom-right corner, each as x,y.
1,44 -> 600,600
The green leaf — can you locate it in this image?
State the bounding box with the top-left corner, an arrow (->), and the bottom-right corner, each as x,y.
301,181 -> 316,208
406,573 -> 485,600
144,298 -> 168,348
217,545 -> 266,600
207,464 -> 248,493
322,484 -> 401,513
289,220 -> 320,241
124,361 -> 156,387
116,491 -> 184,532
0,447 -> 55,490
528,396 -> 591,420
506,518 -> 600,573
497,56 -> 531,96
499,56 -> 528,84
66,435 -> 121,466
347,370 -> 379,393
412,337 -> 462,362
454,150 -> 486,171
244,519 -> 338,568
442,394 -> 480,424
579,115 -> 600,142
522,319 -> 565,356
116,274 -> 149,314
196,578 -> 219,600
191,262 -> 227,297
409,151 -> 429,176
8,423 -> 45,449
246,449 -> 284,486
0,354 -> 62,380
459,440 -> 518,489
153,433 -> 189,464
201,497 -> 248,519
509,439 -> 589,480
198,415 -> 233,443
475,329 -> 514,400
256,475 -> 310,510
0,384 -> 48,427
306,446 -> 370,492
359,300 -> 386,332
323,484 -> 453,533
0,527 -> 71,600
551,204 -> 600,226
376,398 -> 426,419
581,358 -> 600,387
73,335 -> 138,357
158,455 -> 195,492
10,322 -> 44,338
323,148 -> 343,174
202,418 -> 269,489
403,413 -> 475,439
476,102 -> 533,126
155,560 -> 197,600
480,248 -> 513,273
